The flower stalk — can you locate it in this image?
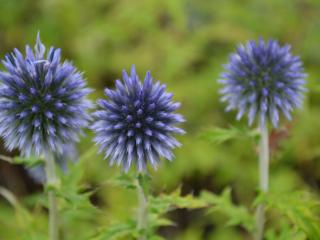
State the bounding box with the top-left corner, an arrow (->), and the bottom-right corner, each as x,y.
255,123 -> 269,240
137,175 -> 148,240
46,153 -> 58,240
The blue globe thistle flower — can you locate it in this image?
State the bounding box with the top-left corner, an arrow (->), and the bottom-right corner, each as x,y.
219,39 -> 306,127
92,65 -> 185,172
26,143 -> 78,184
0,33 -> 92,156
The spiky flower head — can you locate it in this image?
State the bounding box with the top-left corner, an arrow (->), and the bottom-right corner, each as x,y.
92,65 -> 185,172
0,33 -> 92,156
219,39 -> 306,127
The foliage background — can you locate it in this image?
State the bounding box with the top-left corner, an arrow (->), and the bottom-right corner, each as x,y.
0,0 -> 319,239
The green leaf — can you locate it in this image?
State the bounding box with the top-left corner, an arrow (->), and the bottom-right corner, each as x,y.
265,223 -> 306,240
263,191 -> 320,240
13,156 -> 43,167
58,188 -> 97,213
149,188 -> 207,215
148,188 -> 207,229
0,187 -> 47,239
57,146 -> 100,223
149,216 -> 175,228
137,173 -> 151,194
200,188 -> 254,232
201,126 -> 259,145
63,146 -> 98,186
108,173 -> 138,190
89,220 -> 136,240
0,187 -> 32,224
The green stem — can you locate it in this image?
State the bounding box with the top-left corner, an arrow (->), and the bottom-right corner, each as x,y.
45,153 -> 58,240
255,124 -> 269,240
137,176 -> 148,240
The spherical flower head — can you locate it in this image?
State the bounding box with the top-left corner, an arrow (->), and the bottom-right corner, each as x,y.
0,33 -> 92,156
219,39 -> 306,127
92,65 -> 185,172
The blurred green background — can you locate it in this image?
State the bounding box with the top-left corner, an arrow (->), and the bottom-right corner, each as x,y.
0,0 -> 320,239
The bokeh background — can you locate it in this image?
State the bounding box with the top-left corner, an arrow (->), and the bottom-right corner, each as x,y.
0,0 -> 320,239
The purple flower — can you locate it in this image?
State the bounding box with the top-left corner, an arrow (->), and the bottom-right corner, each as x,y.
92,65 -> 185,172
219,39 -> 306,127
0,33 -> 92,156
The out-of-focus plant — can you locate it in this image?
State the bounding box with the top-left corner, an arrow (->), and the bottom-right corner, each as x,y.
0,1 -> 320,239
0,146 -> 99,240
89,173 -> 208,240
217,38 -> 307,239
200,124 -> 320,240
0,33 -> 92,240
90,66 -> 206,239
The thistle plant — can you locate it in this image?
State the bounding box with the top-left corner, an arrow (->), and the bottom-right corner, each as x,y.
92,65 -> 185,239
219,39 -> 306,240
0,33 -> 92,240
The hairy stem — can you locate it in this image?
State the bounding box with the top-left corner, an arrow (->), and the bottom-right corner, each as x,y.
45,153 -> 58,240
137,177 -> 148,240
255,124 -> 269,240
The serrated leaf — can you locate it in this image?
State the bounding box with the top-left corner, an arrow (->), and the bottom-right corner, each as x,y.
148,215 -> 175,228
266,223 -> 306,240
263,191 -> 320,240
200,188 -> 254,232
62,146 -> 98,186
57,146 -> 100,220
58,188 -> 97,213
201,126 -> 259,144
108,173 -> 138,190
149,188 -> 207,216
148,188 -> 207,231
89,220 -> 136,240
